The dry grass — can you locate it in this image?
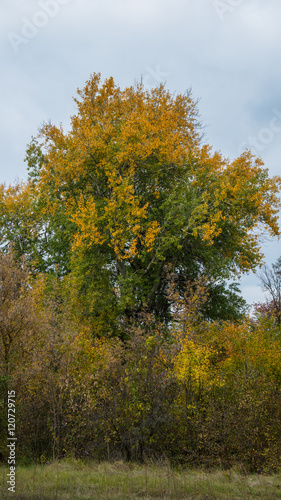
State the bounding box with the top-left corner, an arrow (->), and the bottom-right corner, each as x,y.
1,459 -> 281,499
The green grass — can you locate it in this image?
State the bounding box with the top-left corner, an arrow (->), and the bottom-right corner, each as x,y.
1,459 -> 281,499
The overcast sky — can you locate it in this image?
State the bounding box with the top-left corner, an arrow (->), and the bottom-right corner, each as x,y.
1,0 -> 281,305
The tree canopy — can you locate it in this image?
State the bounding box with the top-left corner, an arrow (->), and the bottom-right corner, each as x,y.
1,73 -> 281,333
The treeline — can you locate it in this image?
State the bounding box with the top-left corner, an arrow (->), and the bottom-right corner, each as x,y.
0,251 -> 281,472
0,74 -> 281,472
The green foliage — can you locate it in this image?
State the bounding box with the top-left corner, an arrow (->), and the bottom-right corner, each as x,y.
2,75 -> 281,328
6,280 -> 280,472
1,75 -> 281,471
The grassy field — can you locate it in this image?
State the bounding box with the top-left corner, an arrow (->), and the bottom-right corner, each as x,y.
1,459 -> 281,499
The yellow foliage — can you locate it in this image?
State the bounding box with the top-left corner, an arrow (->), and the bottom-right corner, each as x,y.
174,339 -> 212,386
20,73 -> 281,275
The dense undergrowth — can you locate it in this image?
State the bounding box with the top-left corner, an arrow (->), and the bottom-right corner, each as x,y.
0,253 -> 280,473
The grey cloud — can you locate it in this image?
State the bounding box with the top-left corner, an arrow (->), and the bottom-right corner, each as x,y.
1,0 -> 281,301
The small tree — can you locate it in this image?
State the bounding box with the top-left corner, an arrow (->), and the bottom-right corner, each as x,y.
14,274 -> 79,462
0,250 -> 35,459
258,257 -> 281,327
0,250 -> 34,377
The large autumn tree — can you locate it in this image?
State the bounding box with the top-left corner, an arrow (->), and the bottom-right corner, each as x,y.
2,73 -> 281,333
